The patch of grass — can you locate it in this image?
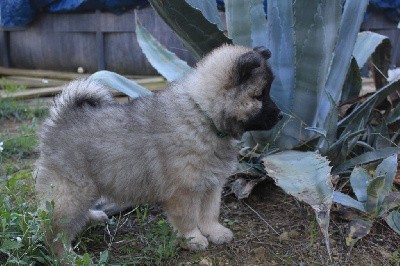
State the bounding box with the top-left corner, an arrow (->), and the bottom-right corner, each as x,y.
36,205 -> 184,265
0,79 -> 47,121
143,218 -> 183,265
128,206 -> 184,265
0,123 -> 38,161
0,166 -> 53,265
0,164 -> 109,266
0,98 -> 54,264
0,98 -> 48,121
1,77 -> 27,93
101,206 -> 183,265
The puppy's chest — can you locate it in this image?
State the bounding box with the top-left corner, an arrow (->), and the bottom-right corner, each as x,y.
170,143 -> 237,190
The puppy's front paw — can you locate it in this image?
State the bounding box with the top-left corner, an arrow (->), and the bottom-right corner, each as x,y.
201,223 -> 233,245
181,229 -> 209,251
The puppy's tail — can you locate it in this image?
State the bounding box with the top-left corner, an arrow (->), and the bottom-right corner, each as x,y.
49,79 -> 114,122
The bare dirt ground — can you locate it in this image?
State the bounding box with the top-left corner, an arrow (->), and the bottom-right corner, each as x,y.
80,179 -> 400,265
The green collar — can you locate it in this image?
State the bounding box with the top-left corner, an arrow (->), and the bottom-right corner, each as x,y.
193,102 -> 228,139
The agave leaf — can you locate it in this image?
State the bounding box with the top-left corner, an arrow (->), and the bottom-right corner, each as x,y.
305,127 -> 327,139
270,1 -> 343,148
333,191 -> 366,212
149,0 -> 231,59
384,210 -> 400,234
318,93 -> 339,155
185,0 -> 224,31
319,0 -> 368,116
350,167 -> 370,203
387,103 -> 400,125
339,78 -> 400,127
315,0 -> 368,151
353,31 -> 390,68
339,99 -> 376,140
337,104 -> 377,164
267,0 -> 368,149
345,219 -> 373,247
373,122 -> 392,150
225,0 -> 252,46
236,162 -> 265,177
333,147 -> 400,174
374,154 -> 398,205
325,91 -> 340,141
267,0 -> 295,116
231,177 -> 265,199
225,0 -> 268,47
88,71 -> 152,98
340,58 -> 362,103
365,176 -> 386,215
327,128 -> 365,164
135,19 -> 192,82
344,122 -> 366,161
262,151 -> 333,257
249,0 -> 268,47
293,1 -> 341,141
371,34 -> 391,89
380,192 -> 400,215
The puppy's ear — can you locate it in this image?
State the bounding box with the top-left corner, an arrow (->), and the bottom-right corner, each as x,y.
253,46 -> 271,60
236,52 -> 262,84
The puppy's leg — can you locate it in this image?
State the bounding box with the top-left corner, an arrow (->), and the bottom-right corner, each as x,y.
36,172 -> 100,258
163,191 -> 209,251
198,186 -> 233,244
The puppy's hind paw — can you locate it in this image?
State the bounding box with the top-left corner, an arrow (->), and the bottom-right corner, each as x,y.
88,209 -> 109,223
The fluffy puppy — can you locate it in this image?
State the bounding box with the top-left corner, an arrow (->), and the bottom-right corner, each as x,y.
35,45 -> 281,258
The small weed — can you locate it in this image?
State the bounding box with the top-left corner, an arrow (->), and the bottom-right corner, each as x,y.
309,216 -> 318,246
390,251 -> 400,265
223,218 -> 238,226
143,218 -> 184,265
136,205 -> 149,228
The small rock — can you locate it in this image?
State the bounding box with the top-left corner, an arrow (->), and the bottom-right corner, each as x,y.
252,246 -> 268,263
77,67 -> 85,74
279,231 -> 290,241
379,250 -> 392,259
199,257 -> 212,266
288,230 -> 301,239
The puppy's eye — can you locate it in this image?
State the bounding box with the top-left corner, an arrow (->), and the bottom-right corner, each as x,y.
254,95 -> 263,101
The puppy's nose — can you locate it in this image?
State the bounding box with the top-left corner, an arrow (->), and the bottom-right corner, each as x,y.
277,112 -> 284,120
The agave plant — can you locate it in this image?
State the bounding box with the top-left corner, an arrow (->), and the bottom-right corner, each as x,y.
333,154 -> 400,246
135,0 -> 399,160
88,0 -> 400,255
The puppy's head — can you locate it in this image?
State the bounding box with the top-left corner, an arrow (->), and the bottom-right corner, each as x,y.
214,46 -> 281,138
188,45 -> 281,139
